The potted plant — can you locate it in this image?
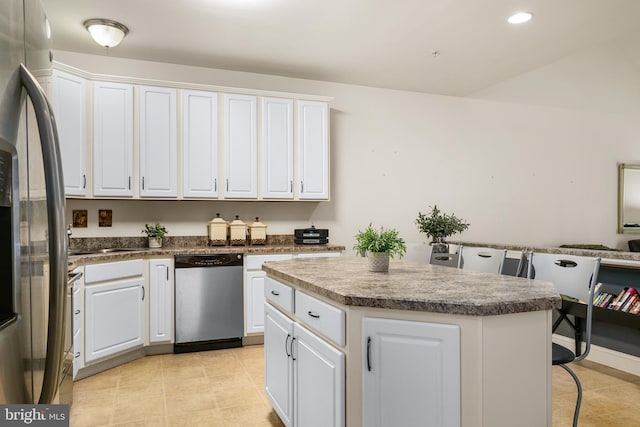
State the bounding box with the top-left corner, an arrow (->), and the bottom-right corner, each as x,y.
416,205 -> 469,254
142,223 -> 168,248
354,225 -> 407,272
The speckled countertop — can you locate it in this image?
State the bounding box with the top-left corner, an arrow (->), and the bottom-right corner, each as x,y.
262,257 -> 561,316
68,243 -> 345,267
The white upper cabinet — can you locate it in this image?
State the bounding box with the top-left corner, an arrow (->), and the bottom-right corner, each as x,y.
139,86 -> 177,197
297,101 -> 329,200
93,81 -> 134,197
183,90 -> 218,198
224,94 -> 257,199
52,70 -> 87,196
262,97 -> 293,199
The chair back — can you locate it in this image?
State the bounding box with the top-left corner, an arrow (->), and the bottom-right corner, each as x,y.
458,246 -> 507,274
527,252 -> 601,360
429,252 -> 460,268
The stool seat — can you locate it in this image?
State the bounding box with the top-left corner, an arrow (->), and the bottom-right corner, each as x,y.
552,342 -> 575,365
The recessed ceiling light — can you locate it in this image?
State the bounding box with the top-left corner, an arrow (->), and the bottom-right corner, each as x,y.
507,12 -> 533,24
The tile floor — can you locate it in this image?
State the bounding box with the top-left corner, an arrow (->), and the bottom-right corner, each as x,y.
71,345 -> 640,426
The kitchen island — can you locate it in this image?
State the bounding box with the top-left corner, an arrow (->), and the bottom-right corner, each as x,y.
262,256 -> 561,427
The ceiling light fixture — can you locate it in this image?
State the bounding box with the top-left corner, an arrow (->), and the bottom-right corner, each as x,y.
83,18 -> 129,48
507,12 -> 533,24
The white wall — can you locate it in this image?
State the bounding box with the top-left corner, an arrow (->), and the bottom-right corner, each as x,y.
58,35 -> 640,256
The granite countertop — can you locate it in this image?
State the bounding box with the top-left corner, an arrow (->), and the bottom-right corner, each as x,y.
68,243 -> 345,265
453,241 -> 640,265
262,257 -> 561,316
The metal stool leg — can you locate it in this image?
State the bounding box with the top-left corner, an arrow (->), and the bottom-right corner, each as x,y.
559,364 -> 582,427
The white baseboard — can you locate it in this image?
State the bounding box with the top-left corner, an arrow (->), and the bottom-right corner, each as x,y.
553,334 -> 640,376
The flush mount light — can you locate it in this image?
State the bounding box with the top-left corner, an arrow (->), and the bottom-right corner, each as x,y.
83,18 -> 129,48
507,12 -> 533,24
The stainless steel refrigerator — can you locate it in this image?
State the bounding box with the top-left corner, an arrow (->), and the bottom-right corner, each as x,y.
0,0 -> 68,404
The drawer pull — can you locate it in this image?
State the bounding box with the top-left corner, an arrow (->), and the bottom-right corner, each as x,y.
271,290 -> 280,296
307,311 -> 320,319
74,309 -> 80,315
75,352 -> 80,358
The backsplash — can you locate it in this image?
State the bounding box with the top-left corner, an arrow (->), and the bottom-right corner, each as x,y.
70,234 -> 295,251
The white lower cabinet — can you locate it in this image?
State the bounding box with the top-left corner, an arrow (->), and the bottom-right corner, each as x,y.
84,260 -> 145,363
85,278 -> 145,362
265,302 -> 345,427
246,270 -> 267,334
362,317 -> 461,427
244,254 -> 294,335
149,259 -> 174,343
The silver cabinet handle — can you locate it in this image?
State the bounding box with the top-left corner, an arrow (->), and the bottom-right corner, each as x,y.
166,266 -> 169,281
300,181 -> 304,192
214,178 -> 217,192
128,176 -> 131,190
307,311 -> 320,319
82,174 -> 86,189
291,337 -> 297,361
290,180 -> 293,192
142,286 -> 145,301
20,64 -> 67,404
226,179 -> 229,191
74,309 -> 80,315
270,290 -> 280,296
367,337 -> 372,371
74,352 -> 80,359
142,176 -> 145,190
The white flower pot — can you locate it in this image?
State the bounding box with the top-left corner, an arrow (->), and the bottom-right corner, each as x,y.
368,252 -> 390,272
148,237 -> 162,248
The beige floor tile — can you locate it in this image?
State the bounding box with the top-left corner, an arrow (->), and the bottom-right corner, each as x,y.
162,365 -> 207,382
166,409 -> 226,427
163,376 -> 211,397
112,416 -> 167,427
69,405 -> 112,426
112,394 -> 166,424
164,391 -> 218,416
214,384 -> 268,409
220,403 -> 285,427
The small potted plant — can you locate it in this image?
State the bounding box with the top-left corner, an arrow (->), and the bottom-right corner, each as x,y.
142,223 -> 168,248
416,205 -> 469,254
354,224 -> 407,272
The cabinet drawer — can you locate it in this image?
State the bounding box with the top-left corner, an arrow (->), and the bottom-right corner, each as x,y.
246,254 -> 293,270
264,277 -> 294,313
84,259 -> 144,284
295,291 -> 345,346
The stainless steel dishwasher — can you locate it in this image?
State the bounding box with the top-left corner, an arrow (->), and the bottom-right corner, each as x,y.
174,254 -> 244,353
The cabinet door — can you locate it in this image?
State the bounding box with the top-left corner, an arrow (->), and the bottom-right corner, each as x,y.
293,323 -> 345,427
262,97 -> 293,199
140,86 -> 177,197
183,90 -> 218,198
362,318 -> 460,427
245,270 -> 266,334
265,303 -> 294,427
85,279 -> 144,362
149,259 -> 173,343
93,81 -> 134,196
297,101 -> 329,200
52,70 -> 86,196
223,94 -> 257,198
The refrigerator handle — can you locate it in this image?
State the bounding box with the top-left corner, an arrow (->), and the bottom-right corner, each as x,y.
20,64 -> 68,404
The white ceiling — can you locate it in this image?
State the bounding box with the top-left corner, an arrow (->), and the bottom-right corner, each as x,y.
41,0 -> 640,97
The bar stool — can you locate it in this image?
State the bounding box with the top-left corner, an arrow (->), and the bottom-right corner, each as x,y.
527,252 -> 601,427
458,245 -> 507,274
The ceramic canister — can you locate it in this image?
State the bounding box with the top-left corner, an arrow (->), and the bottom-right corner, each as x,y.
208,213 -> 228,246
249,217 -> 267,245
229,215 -> 248,246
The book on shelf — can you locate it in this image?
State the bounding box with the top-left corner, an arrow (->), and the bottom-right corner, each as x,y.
622,293 -> 639,312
